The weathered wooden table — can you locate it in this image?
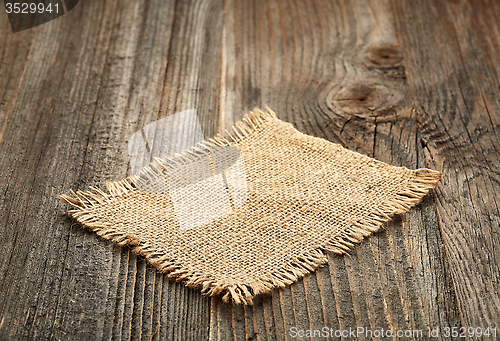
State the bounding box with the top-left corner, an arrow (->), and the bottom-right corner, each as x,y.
1,0 -> 499,340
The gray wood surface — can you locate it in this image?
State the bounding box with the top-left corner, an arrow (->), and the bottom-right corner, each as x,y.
0,0 -> 498,340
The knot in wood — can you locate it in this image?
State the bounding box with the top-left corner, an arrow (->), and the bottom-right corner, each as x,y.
364,44 -> 406,77
328,83 -> 404,118
365,44 -> 403,68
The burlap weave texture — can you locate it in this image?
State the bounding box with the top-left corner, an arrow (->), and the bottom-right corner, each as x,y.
61,108 -> 441,305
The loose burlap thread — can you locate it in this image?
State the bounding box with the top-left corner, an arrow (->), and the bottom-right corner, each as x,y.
61,108 -> 441,305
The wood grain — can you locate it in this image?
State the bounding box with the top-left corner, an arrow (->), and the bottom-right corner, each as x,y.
392,0 -> 500,332
0,0 -> 497,340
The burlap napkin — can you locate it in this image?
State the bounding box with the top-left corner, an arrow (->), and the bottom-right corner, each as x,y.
61,108 -> 441,305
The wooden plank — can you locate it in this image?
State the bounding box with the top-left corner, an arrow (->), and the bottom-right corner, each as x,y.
213,0 -> 460,339
0,0 -> 217,339
0,1 -> 128,338
391,0 -> 500,332
1,0 -> 497,340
